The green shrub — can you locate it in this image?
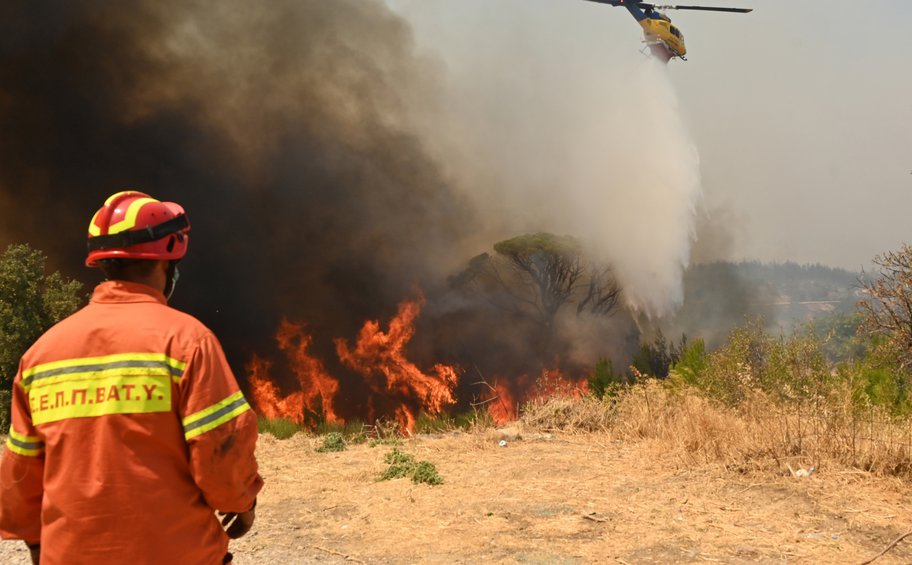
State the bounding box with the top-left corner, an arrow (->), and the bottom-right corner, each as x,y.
759,330 -> 830,404
411,461 -> 444,485
258,417 -> 302,439
670,338 -> 707,387
670,321 -> 832,408
833,345 -> 912,417
315,421 -> 344,436
413,412 -> 453,434
587,358 -> 626,399
315,431 -> 346,452
316,419 -> 368,444
809,312 -> 867,363
413,411 -> 481,434
379,448 -> 443,485
380,448 -> 415,479
453,410 -> 487,430
368,437 -> 403,448
630,330 -> 689,379
0,244 -> 83,427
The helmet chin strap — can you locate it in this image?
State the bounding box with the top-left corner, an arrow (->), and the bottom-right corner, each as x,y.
164,261 -> 180,300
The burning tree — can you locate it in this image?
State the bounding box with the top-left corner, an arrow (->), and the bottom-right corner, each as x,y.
447,233 -> 623,420
454,232 -> 621,329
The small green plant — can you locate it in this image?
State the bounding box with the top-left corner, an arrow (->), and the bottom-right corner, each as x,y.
587,358 -> 626,399
315,421 -> 344,436
379,448 -> 443,485
369,437 -> 403,448
257,417 -> 302,440
413,411 -> 479,434
411,461 -> 444,486
315,431 -> 346,452
380,448 -> 415,479
317,419 -> 369,444
669,338 -> 707,388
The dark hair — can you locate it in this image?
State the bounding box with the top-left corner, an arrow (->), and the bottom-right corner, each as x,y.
99,258 -> 159,282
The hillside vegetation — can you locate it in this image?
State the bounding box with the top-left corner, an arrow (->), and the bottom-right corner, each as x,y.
665,261 -> 860,348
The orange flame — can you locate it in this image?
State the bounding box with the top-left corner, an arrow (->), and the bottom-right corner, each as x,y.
484,380 -> 519,426
532,367 -> 587,400
249,294 -> 458,433
276,320 -> 341,424
248,320 -> 340,426
482,367 -> 586,425
336,294 -> 458,432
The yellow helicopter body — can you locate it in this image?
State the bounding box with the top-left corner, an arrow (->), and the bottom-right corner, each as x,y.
583,1 -> 751,62
638,12 -> 687,60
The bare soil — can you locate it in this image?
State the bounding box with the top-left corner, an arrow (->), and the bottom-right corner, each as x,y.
3,429 -> 912,564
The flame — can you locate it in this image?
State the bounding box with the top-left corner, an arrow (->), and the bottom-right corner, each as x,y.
533,367 -> 587,400
276,320 -> 341,424
482,367 -> 586,426
249,294 -> 458,433
248,320 -> 340,426
248,293 -> 593,433
336,294 -> 458,432
484,380 -> 519,426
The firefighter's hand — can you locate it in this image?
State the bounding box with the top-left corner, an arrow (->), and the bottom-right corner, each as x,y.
219,505 -> 256,539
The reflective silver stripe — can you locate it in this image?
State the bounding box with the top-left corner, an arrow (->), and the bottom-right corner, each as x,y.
8,435 -> 43,451
182,397 -> 249,436
22,360 -> 184,388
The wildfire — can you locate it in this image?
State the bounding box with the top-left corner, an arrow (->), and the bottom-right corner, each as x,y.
249,294 -> 459,433
247,319 -> 340,426
336,295 -> 458,431
481,367 -> 587,426
249,293 -> 595,433
483,380 -> 520,426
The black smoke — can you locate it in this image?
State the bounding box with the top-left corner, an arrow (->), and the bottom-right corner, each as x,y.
0,1 -> 474,392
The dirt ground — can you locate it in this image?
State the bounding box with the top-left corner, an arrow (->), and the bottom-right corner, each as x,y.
3,429 -> 912,564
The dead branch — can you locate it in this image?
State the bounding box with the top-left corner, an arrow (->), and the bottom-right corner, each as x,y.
859,526 -> 912,565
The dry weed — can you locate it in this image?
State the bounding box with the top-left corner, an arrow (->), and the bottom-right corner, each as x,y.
520,395 -> 616,433
521,380 -> 912,478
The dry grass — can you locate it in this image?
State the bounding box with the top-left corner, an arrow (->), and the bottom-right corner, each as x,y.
6,427 -> 912,564
520,381 -> 912,478
519,394 -> 616,433
222,428 -> 912,564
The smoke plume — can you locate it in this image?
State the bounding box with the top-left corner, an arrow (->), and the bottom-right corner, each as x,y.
0,1 -> 470,359
2,1 -> 705,421
403,5 -> 703,318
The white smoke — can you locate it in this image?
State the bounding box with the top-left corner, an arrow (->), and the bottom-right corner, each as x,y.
394,0 -> 703,317
568,59 -> 702,316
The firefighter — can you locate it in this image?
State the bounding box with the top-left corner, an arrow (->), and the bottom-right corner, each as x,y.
0,191 -> 264,564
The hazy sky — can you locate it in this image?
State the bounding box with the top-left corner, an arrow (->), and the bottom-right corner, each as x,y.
387,0 -> 912,271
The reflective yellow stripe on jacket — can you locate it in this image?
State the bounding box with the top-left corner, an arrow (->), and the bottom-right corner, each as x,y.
6,429 -> 44,457
22,353 -> 186,425
182,391 -> 251,440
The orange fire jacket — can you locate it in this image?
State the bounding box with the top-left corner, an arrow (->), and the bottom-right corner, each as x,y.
0,281 -> 263,564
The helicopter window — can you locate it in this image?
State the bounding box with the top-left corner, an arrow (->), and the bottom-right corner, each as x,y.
670,26 -> 683,39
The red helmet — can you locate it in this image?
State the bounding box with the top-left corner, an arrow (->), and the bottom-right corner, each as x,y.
86,191 -> 191,267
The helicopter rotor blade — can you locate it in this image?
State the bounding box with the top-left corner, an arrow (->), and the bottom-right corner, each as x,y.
649,4 -> 753,12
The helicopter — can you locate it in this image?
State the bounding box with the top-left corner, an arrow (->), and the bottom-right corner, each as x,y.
582,1 -> 752,62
